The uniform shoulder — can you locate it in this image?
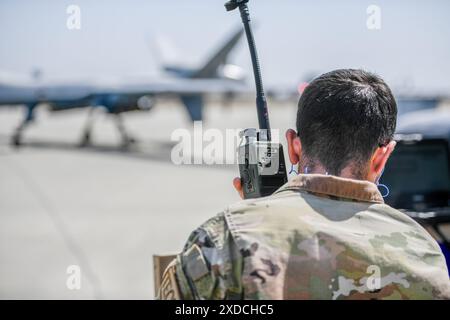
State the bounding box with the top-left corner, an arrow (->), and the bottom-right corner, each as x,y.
369,203 -> 437,240
368,203 -> 442,249
175,212 -> 244,299
183,212 -> 230,251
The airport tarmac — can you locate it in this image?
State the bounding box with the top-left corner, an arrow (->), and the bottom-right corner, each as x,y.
0,100 -> 297,299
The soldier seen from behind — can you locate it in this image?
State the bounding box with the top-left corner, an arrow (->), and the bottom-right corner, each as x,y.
159,69 -> 450,300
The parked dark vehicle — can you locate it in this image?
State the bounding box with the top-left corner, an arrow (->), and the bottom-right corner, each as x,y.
381,108 -> 450,273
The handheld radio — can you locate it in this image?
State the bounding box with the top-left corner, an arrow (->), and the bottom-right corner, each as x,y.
225,0 -> 287,199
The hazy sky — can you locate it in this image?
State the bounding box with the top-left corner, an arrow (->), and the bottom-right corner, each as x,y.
1,0 -> 450,92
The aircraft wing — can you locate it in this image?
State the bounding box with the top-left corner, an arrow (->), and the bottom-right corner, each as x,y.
97,78 -> 249,95
88,78 -> 250,121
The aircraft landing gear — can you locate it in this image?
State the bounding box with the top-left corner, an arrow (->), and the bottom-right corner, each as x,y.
79,109 -> 136,149
79,107 -> 96,147
11,103 -> 37,147
114,113 -> 136,149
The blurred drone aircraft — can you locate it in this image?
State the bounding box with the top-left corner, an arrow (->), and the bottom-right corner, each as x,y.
0,27 -> 245,147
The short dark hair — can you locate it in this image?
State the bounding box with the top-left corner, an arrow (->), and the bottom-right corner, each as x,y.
296,69 -> 397,176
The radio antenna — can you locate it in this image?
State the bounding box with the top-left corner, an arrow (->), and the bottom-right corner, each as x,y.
225,0 -> 271,140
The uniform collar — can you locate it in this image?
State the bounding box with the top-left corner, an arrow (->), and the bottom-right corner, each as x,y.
275,174 -> 384,204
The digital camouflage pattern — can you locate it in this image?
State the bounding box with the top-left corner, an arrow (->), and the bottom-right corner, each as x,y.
162,174 -> 450,300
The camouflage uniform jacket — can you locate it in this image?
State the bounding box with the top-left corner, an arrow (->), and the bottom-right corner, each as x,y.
161,174 -> 450,300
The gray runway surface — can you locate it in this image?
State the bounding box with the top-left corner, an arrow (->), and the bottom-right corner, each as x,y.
0,101 -> 296,299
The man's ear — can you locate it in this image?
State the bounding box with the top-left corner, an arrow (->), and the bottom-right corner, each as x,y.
286,129 -> 302,165
369,140 -> 397,181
